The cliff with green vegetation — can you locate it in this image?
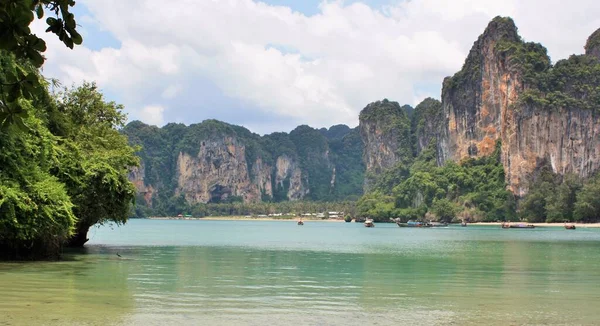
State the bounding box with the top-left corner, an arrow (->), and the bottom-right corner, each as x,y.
359,99 -> 413,189
126,16 -> 600,223
123,121 -> 365,217
357,17 -> 600,223
439,17 -> 600,197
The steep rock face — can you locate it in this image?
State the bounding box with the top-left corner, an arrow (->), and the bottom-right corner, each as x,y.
586,28 -> 600,60
123,120 -> 362,208
128,162 -> 155,206
503,105 -> 600,196
275,155 -> 308,200
439,17 -> 523,165
250,157 -> 273,200
412,98 -> 443,155
359,99 -> 412,188
176,136 -> 269,203
439,17 -> 600,196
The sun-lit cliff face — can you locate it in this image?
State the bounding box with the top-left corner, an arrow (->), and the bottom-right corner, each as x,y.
123,119 -> 364,210
438,17 -> 600,196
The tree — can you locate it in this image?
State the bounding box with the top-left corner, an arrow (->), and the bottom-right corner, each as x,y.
431,198 -> 459,223
0,112 -> 77,259
545,174 -> 582,222
574,174 -> 600,222
49,83 -> 138,247
1,0 -> 81,128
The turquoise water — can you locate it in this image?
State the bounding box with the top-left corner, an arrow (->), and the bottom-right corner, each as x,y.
2,219 -> 600,325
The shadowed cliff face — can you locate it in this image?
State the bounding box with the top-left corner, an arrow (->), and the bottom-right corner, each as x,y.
359,99 -> 412,189
439,17 -> 600,196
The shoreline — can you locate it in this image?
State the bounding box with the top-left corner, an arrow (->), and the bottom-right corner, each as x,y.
144,217 -> 600,227
470,222 -> 600,228
147,216 -> 345,222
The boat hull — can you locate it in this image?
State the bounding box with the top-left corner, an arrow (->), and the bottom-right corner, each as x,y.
502,224 -> 535,229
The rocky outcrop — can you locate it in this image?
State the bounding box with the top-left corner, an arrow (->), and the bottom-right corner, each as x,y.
275,155 -> 308,200
176,136 -> 266,203
438,17 -> 600,196
359,99 -> 412,188
585,28 -> 600,60
502,105 -> 600,196
124,120 -> 354,206
128,162 -> 155,206
439,17 -> 523,164
412,98 -> 443,155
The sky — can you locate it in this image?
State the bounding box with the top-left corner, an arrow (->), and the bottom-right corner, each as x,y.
34,0 -> 600,135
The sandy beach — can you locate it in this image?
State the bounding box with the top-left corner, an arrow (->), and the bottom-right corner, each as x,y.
470,222 -> 600,228
146,217 -> 600,227
148,216 -> 346,222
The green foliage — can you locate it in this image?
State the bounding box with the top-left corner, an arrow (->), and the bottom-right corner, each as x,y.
319,124 -> 351,140
356,192 -> 395,222
431,198 -> 459,223
328,128 -> 365,200
518,55 -> 600,111
411,98 -> 442,155
519,167 -> 595,223
1,49 -> 138,257
0,113 -> 76,258
360,140 -> 516,222
0,1 -> 81,65
573,174 -> 600,222
0,1 -> 81,129
45,82 -> 138,246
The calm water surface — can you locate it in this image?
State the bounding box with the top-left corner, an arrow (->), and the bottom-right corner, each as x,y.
2,219 -> 600,325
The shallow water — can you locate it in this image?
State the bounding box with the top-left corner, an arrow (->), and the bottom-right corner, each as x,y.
2,219 -> 600,325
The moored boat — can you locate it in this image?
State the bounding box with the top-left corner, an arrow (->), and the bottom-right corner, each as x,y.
297,220 -> 304,226
396,220 -> 431,227
565,224 -> 576,230
429,221 -> 448,227
364,219 -> 375,228
461,221 -> 467,227
502,222 -> 535,229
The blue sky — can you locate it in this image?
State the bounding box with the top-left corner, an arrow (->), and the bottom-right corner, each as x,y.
38,0 -> 600,134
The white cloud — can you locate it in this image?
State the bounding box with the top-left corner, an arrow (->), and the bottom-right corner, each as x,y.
162,84 -> 182,99
35,0 -> 600,133
139,105 -> 166,126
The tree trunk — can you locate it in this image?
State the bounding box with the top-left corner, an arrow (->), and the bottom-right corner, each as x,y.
66,224 -> 90,247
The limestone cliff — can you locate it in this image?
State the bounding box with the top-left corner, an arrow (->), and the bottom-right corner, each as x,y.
359,99 -> 412,188
176,136 -> 269,203
128,162 -> 155,206
274,155 -> 308,200
439,17 -> 600,196
124,120 -> 362,209
411,98 -> 443,155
